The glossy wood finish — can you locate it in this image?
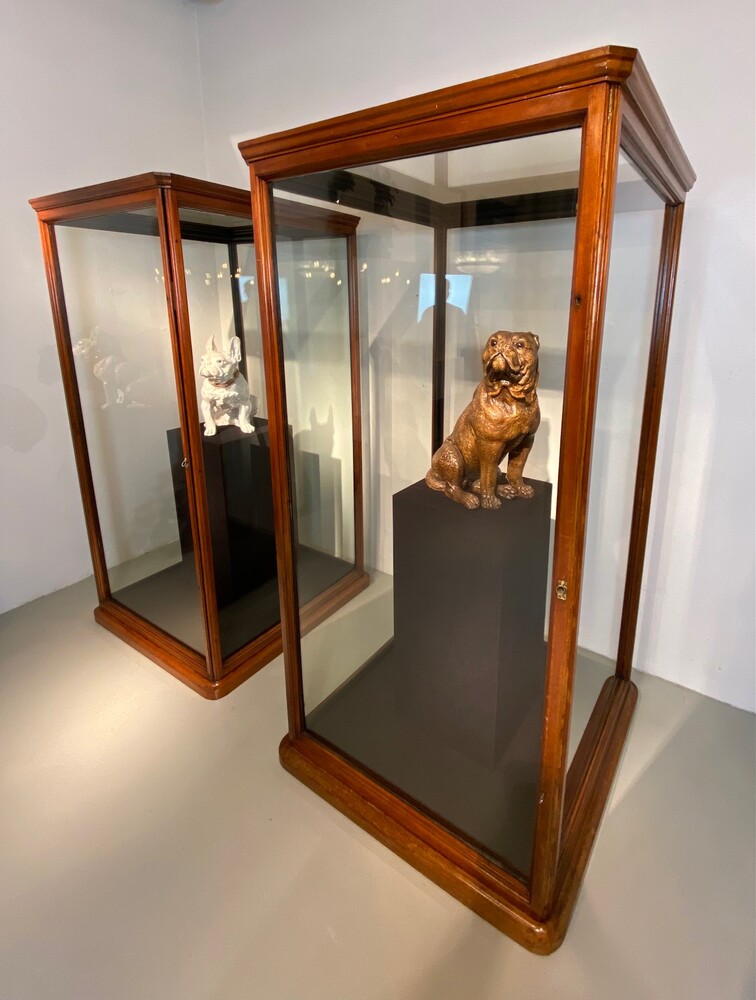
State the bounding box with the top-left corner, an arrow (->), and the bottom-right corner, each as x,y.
247,88 -> 588,183
530,81 -> 623,918
249,171 -> 306,736
31,173 -> 367,698
31,173 -> 252,216
620,53 -> 695,202
239,46 -> 691,190
238,45 -> 693,951
615,201 -> 685,681
162,187 -> 224,679
280,672 -> 637,954
551,676 -> 638,941
36,220 -> 111,604
239,48 -> 635,169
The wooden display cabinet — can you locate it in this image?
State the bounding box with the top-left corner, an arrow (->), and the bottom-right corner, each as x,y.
31,174 -> 367,698
239,46 -> 694,949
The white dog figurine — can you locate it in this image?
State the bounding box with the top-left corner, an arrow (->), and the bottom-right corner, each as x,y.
198,336 -> 256,436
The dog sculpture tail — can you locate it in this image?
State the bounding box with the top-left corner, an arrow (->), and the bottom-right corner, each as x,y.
425,467 -> 446,491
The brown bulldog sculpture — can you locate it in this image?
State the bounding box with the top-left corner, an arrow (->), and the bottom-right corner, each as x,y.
425,331 -> 540,509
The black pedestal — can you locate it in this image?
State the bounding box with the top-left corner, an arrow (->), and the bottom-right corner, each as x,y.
307,477 -> 552,874
394,479 -> 551,765
160,421 -> 356,659
167,420 -> 277,608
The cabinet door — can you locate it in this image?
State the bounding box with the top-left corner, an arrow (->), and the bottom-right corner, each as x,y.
176,203 -> 281,663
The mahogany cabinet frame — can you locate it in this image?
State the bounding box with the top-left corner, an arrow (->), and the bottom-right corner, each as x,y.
240,45 -> 694,951
31,173 -> 367,699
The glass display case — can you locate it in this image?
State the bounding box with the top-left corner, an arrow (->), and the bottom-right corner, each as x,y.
31,174 -> 367,697
239,46 -> 695,950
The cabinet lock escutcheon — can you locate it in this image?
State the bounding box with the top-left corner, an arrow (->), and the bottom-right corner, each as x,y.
556,580 -> 568,601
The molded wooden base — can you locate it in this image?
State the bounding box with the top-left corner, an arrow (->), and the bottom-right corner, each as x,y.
94,567 -> 369,699
280,675 -> 637,953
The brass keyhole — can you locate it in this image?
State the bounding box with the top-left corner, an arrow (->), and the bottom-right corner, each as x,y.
556,580 -> 568,601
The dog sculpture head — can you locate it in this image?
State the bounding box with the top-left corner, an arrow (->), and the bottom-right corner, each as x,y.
198,336 -> 242,386
482,331 -> 540,398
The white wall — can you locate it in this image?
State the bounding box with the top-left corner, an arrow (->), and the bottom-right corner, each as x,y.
192,0 -> 754,711
3,0 -> 753,713
0,0 -> 207,612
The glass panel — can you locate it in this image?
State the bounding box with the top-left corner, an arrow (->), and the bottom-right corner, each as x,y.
568,154 -> 666,762
56,205 -> 206,654
179,207 -> 278,660
275,234 -> 356,597
272,128 -> 581,880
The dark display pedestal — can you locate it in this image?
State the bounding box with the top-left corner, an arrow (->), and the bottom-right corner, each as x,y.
167,420 -> 277,609
308,478 -> 551,875
121,420 -> 358,660
394,478 -> 551,765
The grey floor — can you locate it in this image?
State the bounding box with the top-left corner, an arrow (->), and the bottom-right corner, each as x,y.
1,577 -> 754,1000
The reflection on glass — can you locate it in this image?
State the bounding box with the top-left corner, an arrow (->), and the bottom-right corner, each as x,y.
568,154 -> 666,762
272,129 -> 582,879
56,206 -> 206,653
275,235 -> 355,581
179,208 -> 279,659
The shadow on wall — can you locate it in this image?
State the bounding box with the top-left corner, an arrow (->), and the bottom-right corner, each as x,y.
295,405 -> 334,458
37,345 -> 62,387
0,385 -> 47,453
366,283 -> 432,573
293,406 -> 348,558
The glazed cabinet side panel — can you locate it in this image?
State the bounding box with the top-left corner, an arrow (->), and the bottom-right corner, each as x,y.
37,220 -> 111,602
615,202 -> 686,678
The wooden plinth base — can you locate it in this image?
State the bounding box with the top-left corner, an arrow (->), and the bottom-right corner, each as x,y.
94,567 -> 369,700
280,675 -> 637,953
